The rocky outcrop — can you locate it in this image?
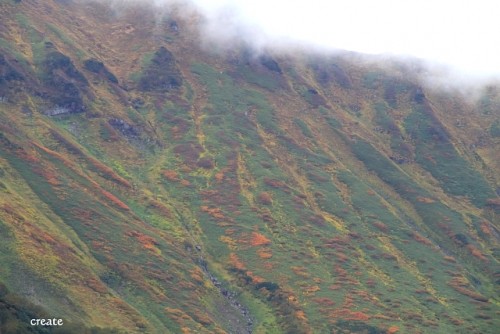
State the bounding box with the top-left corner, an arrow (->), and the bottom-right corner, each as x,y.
138,46 -> 182,92
42,51 -> 89,114
83,59 -> 118,84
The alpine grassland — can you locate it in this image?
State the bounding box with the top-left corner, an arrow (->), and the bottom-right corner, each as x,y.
0,0 -> 498,333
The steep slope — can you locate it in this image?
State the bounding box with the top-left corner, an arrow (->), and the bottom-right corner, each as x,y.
0,1 -> 498,333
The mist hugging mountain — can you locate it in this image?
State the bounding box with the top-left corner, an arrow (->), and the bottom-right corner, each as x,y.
0,0 -> 498,333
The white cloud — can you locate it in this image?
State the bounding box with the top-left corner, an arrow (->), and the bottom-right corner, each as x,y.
183,0 -> 500,79
99,0 -> 500,81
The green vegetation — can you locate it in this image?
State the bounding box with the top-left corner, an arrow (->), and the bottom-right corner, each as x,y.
238,65 -> 281,91
46,23 -> 86,59
0,1 -> 498,333
405,106 -> 495,207
293,118 -> 313,138
490,119 -> 500,137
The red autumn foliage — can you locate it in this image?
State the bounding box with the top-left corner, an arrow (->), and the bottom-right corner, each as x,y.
258,192 -> 273,205
335,252 -> 349,263
200,206 -> 225,219
373,221 -> 388,232
162,170 -> 179,181
466,244 -> 488,262
32,142 -> 74,167
180,179 -> 191,187
479,222 -> 493,236
229,253 -> 245,270
101,189 -> 130,210
250,232 -> 271,246
246,271 -> 265,284
387,325 -> 400,334
214,171 -> 224,182
443,256 -> 457,263
412,232 -> 433,246
264,177 -> 287,189
190,267 -> 204,284
191,310 -> 213,326
148,200 -> 172,218
126,230 -> 158,251
88,157 -> 131,188
417,196 -> 435,203
17,148 -> 41,163
448,276 -> 488,302
257,248 -> 273,259
87,278 -> 108,294
486,197 -> 500,208
292,266 -> 310,278
331,309 -> 371,321
313,297 -> 335,307
295,310 -> 307,321
34,166 -> 61,186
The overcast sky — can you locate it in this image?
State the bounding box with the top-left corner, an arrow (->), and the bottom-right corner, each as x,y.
168,0 -> 498,80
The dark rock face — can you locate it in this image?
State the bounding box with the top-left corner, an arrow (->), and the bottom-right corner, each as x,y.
0,54 -> 24,84
303,87 -> 326,107
83,59 -> 118,84
44,51 -> 88,85
414,87 -> 426,103
0,53 -> 28,98
169,20 -> 179,32
312,62 -> 352,89
258,55 -> 282,74
108,118 -> 140,138
138,46 -> 182,92
42,51 -> 88,113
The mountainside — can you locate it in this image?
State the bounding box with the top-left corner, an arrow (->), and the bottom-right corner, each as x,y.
0,1 -> 499,333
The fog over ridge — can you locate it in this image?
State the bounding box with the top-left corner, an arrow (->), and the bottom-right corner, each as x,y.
90,0 -> 500,89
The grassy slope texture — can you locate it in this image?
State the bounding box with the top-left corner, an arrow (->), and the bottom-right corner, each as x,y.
0,0 -> 498,333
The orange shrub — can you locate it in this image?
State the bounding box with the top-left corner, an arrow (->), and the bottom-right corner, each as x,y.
295,310 -> 307,321
162,170 -> 179,181
480,222 -> 493,236
313,297 -> 335,307
303,285 -> 320,295
258,192 -> 273,205
246,271 -> 264,284
149,200 -> 172,218
180,179 -> 191,187
466,244 -> 488,262
412,232 -> 432,246
486,198 -> 500,207
448,277 -> 488,302
349,311 -> 370,321
257,248 -> 273,259
292,266 -> 310,278
250,232 -> 271,246
101,189 -> 130,210
264,178 -> 286,188
214,171 -> 225,182
373,221 -> 388,232
387,325 -> 400,334
88,157 -> 131,188
190,267 -> 204,283
126,230 -> 158,251
229,253 -> 245,270
443,256 -> 457,263
37,167 -> 61,186
417,196 -> 435,203
200,206 -> 225,219
18,149 -> 40,163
